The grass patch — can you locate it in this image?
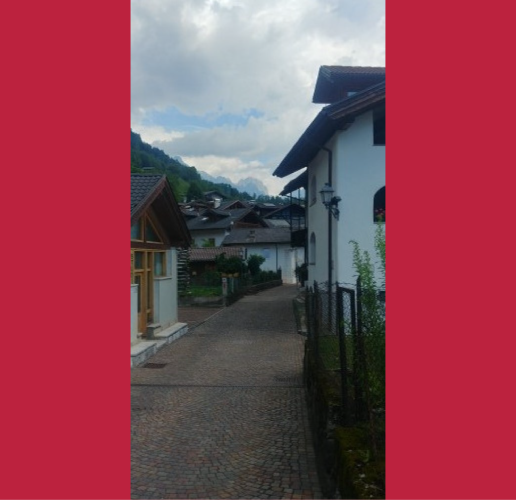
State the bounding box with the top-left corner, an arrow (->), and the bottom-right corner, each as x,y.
188,286 -> 221,297
335,426 -> 385,499
318,335 -> 354,370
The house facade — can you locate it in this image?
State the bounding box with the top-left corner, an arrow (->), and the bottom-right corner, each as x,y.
131,174 -> 191,344
223,227 -> 305,284
274,66 -> 385,288
189,246 -> 245,278
185,207 -> 267,248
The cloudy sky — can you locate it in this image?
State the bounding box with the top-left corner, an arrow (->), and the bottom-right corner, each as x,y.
131,0 -> 385,195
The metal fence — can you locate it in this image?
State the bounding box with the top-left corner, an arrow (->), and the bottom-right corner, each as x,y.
306,278 -> 385,457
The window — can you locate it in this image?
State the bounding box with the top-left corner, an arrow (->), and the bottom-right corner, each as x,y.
154,252 -> 166,276
131,215 -> 163,243
145,219 -> 161,242
134,251 -> 144,269
131,220 -> 142,240
202,238 -> 216,247
309,232 -> 316,264
262,248 -> 270,259
310,175 -> 317,205
374,187 -> 385,222
373,107 -> 385,145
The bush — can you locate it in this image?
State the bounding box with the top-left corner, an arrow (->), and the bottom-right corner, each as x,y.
189,286 -> 221,297
215,253 -> 245,275
295,263 -> 308,284
192,270 -> 221,287
251,269 -> 281,284
247,254 -> 265,276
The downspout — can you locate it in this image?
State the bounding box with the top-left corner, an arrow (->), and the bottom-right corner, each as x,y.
289,192 -> 293,247
301,187 -> 307,265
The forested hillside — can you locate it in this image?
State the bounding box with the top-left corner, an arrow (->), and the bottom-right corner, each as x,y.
131,130 -> 283,203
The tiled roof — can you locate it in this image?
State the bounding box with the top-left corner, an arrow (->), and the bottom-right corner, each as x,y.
131,173 -> 192,247
279,170 -> 308,195
264,219 -> 291,228
219,200 -> 249,210
265,203 -> 306,219
131,174 -> 164,216
321,66 -> 385,75
186,208 -> 256,231
313,65 -> 385,104
223,227 -> 291,245
204,190 -> 226,200
190,247 -> 245,262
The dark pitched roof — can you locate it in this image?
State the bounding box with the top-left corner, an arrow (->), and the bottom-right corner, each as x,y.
223,227 -> 291,245
264,219 -> 291,228
253,202 -> 279,209
219,200 -> 249,210
204,190 -> 226,200
265,203 -> 305,219
190,247 -> 245,262
279,170 -> 308,196
131,174 -> 191,247
131,174 -> 164,217
181,209 -> 199,219
274,81 -> 385,178
186,208 -> 264,231
313,66 -> 385,104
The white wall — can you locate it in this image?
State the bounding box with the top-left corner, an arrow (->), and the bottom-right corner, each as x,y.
191,229 -> 228,247
336,111 -> 385,286
279,247 -> 305,284
246,244 -> 304,284
307,135 -> 338,286
246,243 -> 286,273
307,110 -> 385,288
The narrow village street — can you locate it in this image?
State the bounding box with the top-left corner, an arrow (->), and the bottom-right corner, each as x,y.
131,285 -> 322,500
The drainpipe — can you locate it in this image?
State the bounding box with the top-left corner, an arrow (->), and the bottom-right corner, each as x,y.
289,192 -> 293,247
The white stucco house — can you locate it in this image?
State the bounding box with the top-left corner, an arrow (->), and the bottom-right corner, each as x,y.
131,174 -> 192,366
222,227 -> 305,285
274,66 -> 385,289
184,206 -> 267,248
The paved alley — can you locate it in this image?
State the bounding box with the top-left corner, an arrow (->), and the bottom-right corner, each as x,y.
131,285 -> 323,500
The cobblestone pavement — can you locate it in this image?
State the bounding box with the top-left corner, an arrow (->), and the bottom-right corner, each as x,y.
178,306 -> 224,332
131,285 -> 323,499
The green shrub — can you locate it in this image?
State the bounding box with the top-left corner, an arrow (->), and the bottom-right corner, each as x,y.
215,253 -> 245,275
247,254 -> 265,276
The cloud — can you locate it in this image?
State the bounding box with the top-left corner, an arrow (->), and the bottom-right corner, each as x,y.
131,0 -> 385,191
179,154 -> 304,196
150,107 -> 320,161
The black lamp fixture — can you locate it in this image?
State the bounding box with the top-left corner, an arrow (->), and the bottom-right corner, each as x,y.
319,183 -> 341,220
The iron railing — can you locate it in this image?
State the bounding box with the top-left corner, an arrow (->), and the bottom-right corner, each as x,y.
306,278 -> 385,457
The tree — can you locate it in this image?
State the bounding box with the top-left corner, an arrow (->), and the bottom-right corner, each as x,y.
186,181 -> 204,202
215,253 -> 244,275
247,254 -> 265,276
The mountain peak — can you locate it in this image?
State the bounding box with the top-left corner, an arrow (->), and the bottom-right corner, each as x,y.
199,171 -> 268,196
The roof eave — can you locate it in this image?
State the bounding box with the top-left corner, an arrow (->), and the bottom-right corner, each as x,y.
274,82 -> 385,178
